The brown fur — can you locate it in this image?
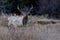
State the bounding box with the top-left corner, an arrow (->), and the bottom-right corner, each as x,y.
23,15 -> 28,25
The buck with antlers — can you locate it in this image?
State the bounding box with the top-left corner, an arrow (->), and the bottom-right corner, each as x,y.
8,5 -> 33,28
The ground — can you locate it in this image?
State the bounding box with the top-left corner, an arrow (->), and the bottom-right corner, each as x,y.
0,15 -> 60,40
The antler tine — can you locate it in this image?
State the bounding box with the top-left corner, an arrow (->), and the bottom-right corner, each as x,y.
17,5 -> 23,13
17,5 -> 33,15
17,5 -> 26,15
27,5 -> 33,15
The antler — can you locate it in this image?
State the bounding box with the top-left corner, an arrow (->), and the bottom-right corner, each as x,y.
17,5 -> 33,15
17,5 -> 23,13
27,5 -> 33,14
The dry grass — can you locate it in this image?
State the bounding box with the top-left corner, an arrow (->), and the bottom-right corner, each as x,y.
0,15 -> 60,40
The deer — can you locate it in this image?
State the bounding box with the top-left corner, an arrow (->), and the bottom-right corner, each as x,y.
7,5 -> 33,28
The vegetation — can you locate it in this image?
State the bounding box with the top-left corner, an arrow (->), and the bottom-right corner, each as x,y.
0,0 -> 60,19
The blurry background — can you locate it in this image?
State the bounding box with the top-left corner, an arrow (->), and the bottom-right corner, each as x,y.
0,0 -> 60,40
0,0 -> 60,18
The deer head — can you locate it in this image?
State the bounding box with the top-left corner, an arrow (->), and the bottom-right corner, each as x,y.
17,5 -> 33,25
17,5 -> 33,16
